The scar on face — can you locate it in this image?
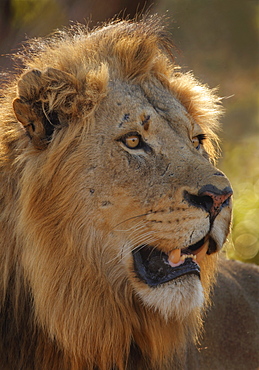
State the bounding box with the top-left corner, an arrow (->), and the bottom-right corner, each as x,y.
118,113 -> 130,127
140,113 -> 151,131
118,112 -> 151,130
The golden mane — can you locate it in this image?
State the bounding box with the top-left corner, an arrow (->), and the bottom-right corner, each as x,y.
0,17 -> 240,370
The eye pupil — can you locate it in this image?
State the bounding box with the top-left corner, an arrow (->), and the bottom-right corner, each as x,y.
125,135 -> 140,148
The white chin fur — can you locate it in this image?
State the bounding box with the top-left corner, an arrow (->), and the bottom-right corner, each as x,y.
135,275 -> 204,322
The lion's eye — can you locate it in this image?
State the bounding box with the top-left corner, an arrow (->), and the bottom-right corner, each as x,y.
192,136 -> 200,149
118,132 -> 152,153
119,132 -> 143,150
192,134 -> 206,150
125,135 -> 140,149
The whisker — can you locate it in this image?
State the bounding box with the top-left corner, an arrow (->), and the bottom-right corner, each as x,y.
120,236 -> 159,261
114,220 -> 147,233
128,234 -> 156,248
128,241 -> 160,260
105,216 -> 160,265
123,229 -> 155,245
106,234 -> 158,265
112,211 -> 152,230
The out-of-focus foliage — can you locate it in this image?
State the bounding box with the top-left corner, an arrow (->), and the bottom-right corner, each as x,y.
157,0 -> 259,265
0,0 -> 258,264
0,0 -> 152,70
157,0 -> 258,134
220,139 -> 259,265
11,0 -> 66,30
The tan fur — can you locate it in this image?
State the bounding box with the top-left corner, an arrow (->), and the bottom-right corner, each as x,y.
0,17 -> 258,369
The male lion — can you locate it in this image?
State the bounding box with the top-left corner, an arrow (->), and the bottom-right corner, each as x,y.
0,17 -> 258,370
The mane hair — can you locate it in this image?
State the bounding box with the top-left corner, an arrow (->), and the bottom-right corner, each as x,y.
0,16 -> 222,369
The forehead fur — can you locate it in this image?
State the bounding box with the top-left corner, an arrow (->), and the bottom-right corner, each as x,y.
12,16 -> 221,158
20,17 -> 173,81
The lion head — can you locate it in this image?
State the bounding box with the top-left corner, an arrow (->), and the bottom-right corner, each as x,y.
0,17 -> 232,369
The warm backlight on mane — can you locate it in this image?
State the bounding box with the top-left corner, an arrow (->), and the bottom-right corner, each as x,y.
0,16 -> 258,370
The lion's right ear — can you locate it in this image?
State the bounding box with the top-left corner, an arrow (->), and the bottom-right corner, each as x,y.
13,68 -> 80,149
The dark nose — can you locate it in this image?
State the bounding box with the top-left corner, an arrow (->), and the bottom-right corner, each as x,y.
184,185 -> 233,221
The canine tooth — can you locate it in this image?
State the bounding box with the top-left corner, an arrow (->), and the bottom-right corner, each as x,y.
195,239 -> 209,264
168,249 -> 181,264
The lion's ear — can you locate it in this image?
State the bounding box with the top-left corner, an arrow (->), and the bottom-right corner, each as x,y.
13,68 -> 79,149
13,97 -> 52,149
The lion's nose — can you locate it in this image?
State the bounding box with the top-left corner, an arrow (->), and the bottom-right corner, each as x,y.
184,185 -> 233,221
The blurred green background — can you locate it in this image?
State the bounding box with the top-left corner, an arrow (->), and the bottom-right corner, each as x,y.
1,0 -> 258,264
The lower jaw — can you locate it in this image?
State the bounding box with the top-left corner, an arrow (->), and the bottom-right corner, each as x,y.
134,273 -> 205,322
133,253 -> 201,287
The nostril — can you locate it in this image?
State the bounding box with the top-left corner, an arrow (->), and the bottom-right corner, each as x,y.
184,192 -> 213,213
184,185 -> 233,220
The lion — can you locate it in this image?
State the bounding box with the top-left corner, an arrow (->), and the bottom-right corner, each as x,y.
0,16 -> 258,370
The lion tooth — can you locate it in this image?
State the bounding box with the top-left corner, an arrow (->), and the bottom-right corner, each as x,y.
168,249 -> 181,264
169,250 -> 198,264
195,240 -> 209,264
180,254 -> 195,261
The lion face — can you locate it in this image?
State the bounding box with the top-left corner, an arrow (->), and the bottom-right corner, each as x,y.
84,79 -> 232,319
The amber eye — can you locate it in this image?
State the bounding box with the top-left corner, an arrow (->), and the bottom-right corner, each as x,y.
192,136 -> 200,149
125,135 -> 141,149
118,132 -> 152,153
192,134 -> 206,150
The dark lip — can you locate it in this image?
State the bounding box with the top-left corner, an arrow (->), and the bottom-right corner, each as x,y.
132,237 -> 215,287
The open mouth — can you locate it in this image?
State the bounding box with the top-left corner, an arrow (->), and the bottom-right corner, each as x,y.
132,236 -> 212,287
